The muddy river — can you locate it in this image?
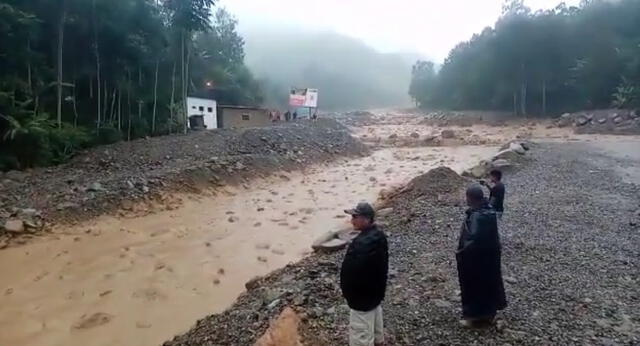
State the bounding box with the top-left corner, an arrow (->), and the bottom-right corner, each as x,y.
0,144 -> 499,346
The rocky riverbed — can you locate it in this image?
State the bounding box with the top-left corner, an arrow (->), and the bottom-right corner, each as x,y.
0,119 -> 367,246
165,141 -> 640,345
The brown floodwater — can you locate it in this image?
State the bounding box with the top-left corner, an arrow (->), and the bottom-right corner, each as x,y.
0,145 -> 499,346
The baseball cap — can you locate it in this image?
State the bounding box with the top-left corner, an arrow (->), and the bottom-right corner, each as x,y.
344,202 -> 375,219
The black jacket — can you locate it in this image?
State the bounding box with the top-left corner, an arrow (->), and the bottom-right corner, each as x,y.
340,224 -> 389,312
458,199 -> 500,253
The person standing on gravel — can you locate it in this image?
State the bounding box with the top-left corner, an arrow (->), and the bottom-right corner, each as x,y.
481,169 -> 506,220
340,202 -> 389,346
456,185 -> 507,328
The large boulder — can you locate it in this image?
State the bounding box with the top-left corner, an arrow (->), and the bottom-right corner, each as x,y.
3,219 -> 25,234
612,114 -> 624,125
575,115 -> 590,126
493,149 -> 521,162
441,130 -> 456,139
491,159 -> 512,169
311,229 -> 357,252
500,140 -> 530,152
509,142 -> 526,155
463,160 -> 492,179
556,114 -> 572,127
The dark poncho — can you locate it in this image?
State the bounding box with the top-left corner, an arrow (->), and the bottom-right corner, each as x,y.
456,200 -> 507,319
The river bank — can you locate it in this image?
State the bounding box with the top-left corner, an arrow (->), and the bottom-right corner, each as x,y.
0,141 -> 497,346
166,141 -> 640,346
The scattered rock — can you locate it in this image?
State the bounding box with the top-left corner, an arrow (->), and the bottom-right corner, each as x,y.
86,182 -> 105,192
312,231 -> 350,252
491,159 -> 512,169
432,299 -> 452,308
441,130 -> 456,139
136,321 -> 152,329
3,219 -> 25,233
228,216 -> 239,223
509,142 -> 526,155
463,160 -> 492,179
256,243 -> 271,250
504,276 -> 518,284
377,208 -> 394,217
72,312 -> 114,330
493,150 -> 521,162
575,115 -> 590,126
245,276 -> 262,290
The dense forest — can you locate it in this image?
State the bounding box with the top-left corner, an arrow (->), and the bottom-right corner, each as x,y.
0,0 -> 262,170
242,27 -> 416,111
410,0 -> 640,115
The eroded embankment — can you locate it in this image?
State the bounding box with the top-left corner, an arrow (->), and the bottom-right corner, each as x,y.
0,119 -> 368,244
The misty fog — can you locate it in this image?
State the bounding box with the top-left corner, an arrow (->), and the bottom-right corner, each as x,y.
241,27 -> 421,111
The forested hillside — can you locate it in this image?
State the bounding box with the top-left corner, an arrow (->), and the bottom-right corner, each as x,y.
242,28 -> 415,110
410,0 -> 640,115
0,0 -> 261,171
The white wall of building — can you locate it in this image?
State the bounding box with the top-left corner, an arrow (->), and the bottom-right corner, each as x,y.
187,97 -> 217,129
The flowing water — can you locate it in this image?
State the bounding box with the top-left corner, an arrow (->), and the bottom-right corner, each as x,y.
0,145 -> 500,346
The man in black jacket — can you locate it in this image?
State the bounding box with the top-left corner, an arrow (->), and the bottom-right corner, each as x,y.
456,185 -> 507,328
340,202 -> 389,346
480,169 -> 506,220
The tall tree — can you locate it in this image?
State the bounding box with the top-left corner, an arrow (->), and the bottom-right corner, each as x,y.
416,0 -> 640,115
56,0 -> 66,128
164,0 -> 215,133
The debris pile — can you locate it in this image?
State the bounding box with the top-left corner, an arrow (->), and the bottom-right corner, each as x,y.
463,141 -> 532,179
555,109 -> 640,135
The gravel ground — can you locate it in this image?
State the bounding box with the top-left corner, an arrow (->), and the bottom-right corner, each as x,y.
165,141 -> 639,346
0,119 -> 367,239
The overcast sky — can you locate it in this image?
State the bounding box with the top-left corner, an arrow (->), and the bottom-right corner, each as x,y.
219,0 -> 581,62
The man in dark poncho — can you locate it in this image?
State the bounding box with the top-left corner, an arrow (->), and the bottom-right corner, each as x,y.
456,185 -> 507,327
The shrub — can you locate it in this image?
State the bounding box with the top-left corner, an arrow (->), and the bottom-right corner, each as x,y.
8,130 -> 52,168
0,153 -> 19,171
129,118 -> 150,139
48,125 -> 91,164
91,125 -> 123,146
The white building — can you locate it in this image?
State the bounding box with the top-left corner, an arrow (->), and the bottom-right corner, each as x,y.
186,97 -> 217,129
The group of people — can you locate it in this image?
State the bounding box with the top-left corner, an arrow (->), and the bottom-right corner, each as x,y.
339,169 -> 507,346
269,110 -> 298,122
269,109 -> 320,122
